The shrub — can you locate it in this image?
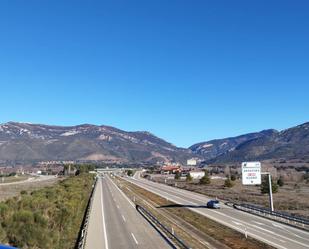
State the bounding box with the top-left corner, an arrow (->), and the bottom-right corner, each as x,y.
186,174 -> 193,182
20,190 -> 27,195
174,171 -> 181,180
199,171 -> 210,185
0,174 -> 94,249
224,178 -> 234,188
127,170 -> 134,176
261,176 -> 278,194
277,176 -> 284,187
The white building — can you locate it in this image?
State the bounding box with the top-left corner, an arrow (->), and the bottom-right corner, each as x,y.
189,171 -> 205,179
187,158 -> 197,166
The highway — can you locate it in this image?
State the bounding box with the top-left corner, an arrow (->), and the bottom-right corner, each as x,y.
124,172 -> 309,249
85,175 -> 171,249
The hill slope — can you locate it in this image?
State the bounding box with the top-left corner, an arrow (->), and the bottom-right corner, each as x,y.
190,122 -> 309,163
0,122 -> 192,164
189,129 -> 277,161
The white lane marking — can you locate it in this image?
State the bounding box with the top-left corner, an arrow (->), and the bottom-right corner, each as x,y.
138,178 -> 309,246
271,223 -> 304,239
251,224 -> 308,248
130,177 -> 308,248
100,179 -> 109,249
232,221 -> 243,226
132,178 -> 309,245
122,215 -> 126,222
210,209 -> 308,248
117,205 -> 120,209
156,180 -> 308,237
272,223 -> 284,228
131,233 -> 138,244
108,177 -> 135,208
131,178 -> 308,235
131,177 -> 207,202
193,208 -> 288,249
128,180 -> 290,249
253,221 -> 264,226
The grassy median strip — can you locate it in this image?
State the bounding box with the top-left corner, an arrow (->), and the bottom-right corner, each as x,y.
115,177 -> 275,249
0,174 -> 95,249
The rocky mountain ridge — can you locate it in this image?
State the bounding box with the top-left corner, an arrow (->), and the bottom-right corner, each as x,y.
0,122 -> 192,165
190,122 -> 309,163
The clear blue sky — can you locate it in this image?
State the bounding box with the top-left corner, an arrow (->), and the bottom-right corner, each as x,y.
0,1 -> 308,147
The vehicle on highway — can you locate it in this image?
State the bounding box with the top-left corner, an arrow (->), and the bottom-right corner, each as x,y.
207,200 -> 220,209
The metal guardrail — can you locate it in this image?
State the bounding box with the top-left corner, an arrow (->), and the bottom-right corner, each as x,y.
136,204 -> 190,249
75,177 -> 98,249
232,202 -> 309,229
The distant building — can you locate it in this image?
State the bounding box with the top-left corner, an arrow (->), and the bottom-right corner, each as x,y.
180,165 -> 196,175
187,158 -> 197,166
189,171 -> 205,179
160,165 -> 180,174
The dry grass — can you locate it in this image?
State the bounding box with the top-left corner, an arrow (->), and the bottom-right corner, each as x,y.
0,175 -> 31,183
116,177 -> 275,249
0,177 -> 60,201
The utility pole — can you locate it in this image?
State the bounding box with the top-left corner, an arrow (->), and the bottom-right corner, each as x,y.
261,172 -> 274,212
268,173 -> 274,212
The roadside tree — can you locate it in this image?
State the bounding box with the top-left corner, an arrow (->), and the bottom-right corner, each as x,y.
261,176 -> 278,194
199,171 -> 210,185
186,174 -> 193,182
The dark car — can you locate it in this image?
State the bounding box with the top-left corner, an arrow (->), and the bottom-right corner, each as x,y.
207,200 -> 220,209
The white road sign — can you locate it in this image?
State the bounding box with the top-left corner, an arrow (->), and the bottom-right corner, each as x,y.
242,162 -> 261,185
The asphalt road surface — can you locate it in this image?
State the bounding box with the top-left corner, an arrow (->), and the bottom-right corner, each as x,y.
85,175 -> 171,249
124,171 -> 309,249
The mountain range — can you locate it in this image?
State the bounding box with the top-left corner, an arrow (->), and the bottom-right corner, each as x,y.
0,121 -> 308,165
0,122 -> 192,165
190,122 -> 309,163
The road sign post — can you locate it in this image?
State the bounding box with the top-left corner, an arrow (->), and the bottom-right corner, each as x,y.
242,162 -> 274,212
268,173 -> 274,212
261,172 -> 274,212
241,162 -> 261,185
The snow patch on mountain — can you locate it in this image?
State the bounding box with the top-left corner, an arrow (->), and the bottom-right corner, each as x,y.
60,130 -> 81,136
202,143 -> 213,148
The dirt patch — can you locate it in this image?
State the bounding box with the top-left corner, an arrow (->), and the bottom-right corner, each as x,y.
0,177 -> 60,201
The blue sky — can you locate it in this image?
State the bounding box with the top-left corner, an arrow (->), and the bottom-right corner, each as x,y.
0,0 -> 308,147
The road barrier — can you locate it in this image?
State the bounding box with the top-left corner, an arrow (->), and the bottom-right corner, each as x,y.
231,202 -> 309,230
136,204 -> 191,249
75,177 -> 98,249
